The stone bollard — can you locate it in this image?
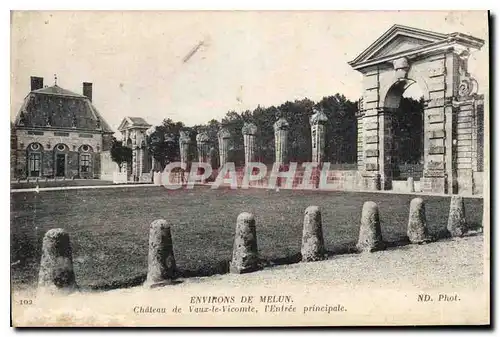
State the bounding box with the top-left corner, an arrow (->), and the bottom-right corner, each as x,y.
230,212 -> 260,274
407,177 -> 415,192
407,198 -> 430,244
301,206 -> 325,262
447,196 -> 467,237
144,219 -> 177,288
356,201 -> 385,253
38,228 -> 77,294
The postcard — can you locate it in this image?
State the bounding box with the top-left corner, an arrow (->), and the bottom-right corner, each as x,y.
10,10 -> 489,327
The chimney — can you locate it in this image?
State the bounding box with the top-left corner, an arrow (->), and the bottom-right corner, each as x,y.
83,82 -> 93,101
30,76 -> 43,91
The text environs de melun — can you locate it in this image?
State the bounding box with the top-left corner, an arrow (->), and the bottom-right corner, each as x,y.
189,295 -> 295,313
190,295 -> 293,304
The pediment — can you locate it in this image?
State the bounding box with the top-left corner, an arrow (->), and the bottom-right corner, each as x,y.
369,35 -> 436,59
349,25 -> 448,69
117,118 -> 130,131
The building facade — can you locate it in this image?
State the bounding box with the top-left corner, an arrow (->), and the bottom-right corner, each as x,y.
11,76 -> 115,179
117,116 -> 153,182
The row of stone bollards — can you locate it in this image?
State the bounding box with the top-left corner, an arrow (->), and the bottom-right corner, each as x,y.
36,196 -> 471,294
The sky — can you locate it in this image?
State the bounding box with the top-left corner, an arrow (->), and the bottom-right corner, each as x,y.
10,10 -> 489,132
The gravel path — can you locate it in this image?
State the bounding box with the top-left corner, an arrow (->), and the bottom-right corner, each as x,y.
12,235 -> 488,327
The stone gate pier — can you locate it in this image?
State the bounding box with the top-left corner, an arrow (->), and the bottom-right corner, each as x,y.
310,107 -> 328,164
274,117 -> 290,166
179,130 -> 192,168
349,25 -> 485,195
217,127 -> 231,167
242,122 -> 258,165
196,132 -> 210,164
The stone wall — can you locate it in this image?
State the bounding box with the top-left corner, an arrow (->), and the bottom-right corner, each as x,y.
356,113 -> 364,171
100,151 -> 119,181
13,128 -> 109,179
473,171 -> 484,195
13,148 -> 101,179
16,129 -> 103,153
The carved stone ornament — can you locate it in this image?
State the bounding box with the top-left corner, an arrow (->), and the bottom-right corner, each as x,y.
358,97 -> 364,112
196,132 -> 209,143
179,130 -> 191,144
392,57 -> 410,79
18,111 -> 26,125
309,107 -> 328,126
458,78 -> 478,97
217,127 -> 231,139
242,122 -> 258,135
145,125 -> 157,137
456,48 -> 478,97
273,117 -> 290,132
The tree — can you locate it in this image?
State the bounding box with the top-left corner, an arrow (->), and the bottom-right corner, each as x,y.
146,118 -> 186,170
278,98 -> 315,164
144,93 -> 360,169
110,137 -> 132,171
317,94 -> 358,164
221,110 -> 246,166
392,96 -> 424,164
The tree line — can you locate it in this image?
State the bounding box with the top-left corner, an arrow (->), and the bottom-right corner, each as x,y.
111,94 -> 424,170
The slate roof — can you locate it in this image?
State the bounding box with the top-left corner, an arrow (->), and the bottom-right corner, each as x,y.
127,117 -> 150,126
14,85 -> 113,133
117,116 -> 152,131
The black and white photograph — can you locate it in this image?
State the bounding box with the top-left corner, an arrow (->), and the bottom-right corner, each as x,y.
9,10 -> 489,327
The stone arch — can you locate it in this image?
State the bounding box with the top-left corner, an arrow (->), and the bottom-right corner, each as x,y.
379,73 -> 430,104
53,143 -> 70,152
382,79 -> 417,109
380,78 -> 426,183
26,142 -> 43,177
26,142 -> 43,152
78,144 -> 94,153
405,68 -> 430,101
349,24 -> 485,194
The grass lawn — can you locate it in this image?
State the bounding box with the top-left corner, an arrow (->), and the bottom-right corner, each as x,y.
10,179 -> 117,190
10,186 -> 484,290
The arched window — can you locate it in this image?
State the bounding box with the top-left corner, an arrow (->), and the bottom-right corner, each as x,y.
27,142 -> 43,177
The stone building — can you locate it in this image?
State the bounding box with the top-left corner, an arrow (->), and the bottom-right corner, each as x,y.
11,76 -> 115,180
117,117 -> 153,182
349,24 -> 485,194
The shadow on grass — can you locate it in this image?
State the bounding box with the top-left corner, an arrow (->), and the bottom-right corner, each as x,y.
86,274 -> 147,291
85,261 -> 231,292
75,226 -> 485,293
